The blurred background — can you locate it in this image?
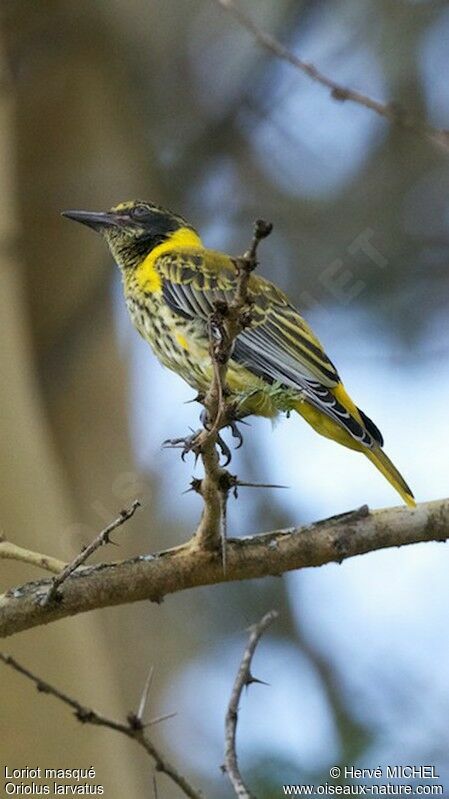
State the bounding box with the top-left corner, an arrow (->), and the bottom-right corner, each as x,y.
0,1 -> 448,796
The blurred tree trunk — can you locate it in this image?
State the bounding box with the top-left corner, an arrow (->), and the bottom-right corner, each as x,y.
0,8 -> 154,796
0,4 -> 226,795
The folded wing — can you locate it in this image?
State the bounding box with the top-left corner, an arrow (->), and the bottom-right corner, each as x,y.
158,250 -> 377,448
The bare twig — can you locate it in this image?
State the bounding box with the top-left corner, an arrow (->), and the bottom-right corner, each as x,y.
224,610 -> 278,798
0,497 -> 447,638
0,538 -> 66,575
193,219 -> 273,556
0,653 -> 204,799
216,0 -> 449,152
43,500 -> 140,605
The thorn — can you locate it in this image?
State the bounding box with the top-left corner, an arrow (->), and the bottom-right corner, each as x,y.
103,536 -> 120,547
236,481 -> 289,490
245,672 -> 269,688
136,666 -> 154,724
184,393 -> 204,404
221,500 -> 227,575
183,478 -> 202,495
147,711 -> 177,727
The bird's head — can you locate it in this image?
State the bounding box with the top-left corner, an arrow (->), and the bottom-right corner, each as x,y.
62,200 -> 201,270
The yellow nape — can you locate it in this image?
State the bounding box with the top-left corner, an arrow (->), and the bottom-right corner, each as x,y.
135,227 -> 203,294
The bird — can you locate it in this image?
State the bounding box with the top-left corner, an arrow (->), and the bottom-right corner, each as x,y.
62,200 -> 415,508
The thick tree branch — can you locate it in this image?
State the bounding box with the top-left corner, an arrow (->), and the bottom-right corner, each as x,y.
0,498 -> 447,639
216,0 -> 449,152
224,610 -> 278,798
0,653 -> 203,799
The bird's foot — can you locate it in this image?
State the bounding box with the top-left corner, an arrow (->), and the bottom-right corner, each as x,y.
215,433 -> 232,466
163,412 -> 249,465
199,407 -> 249,463
162,428 -> 202,462
227,418 -> 249,449
162,429 -> 234,465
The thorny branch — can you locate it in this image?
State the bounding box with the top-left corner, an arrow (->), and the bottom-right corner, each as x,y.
1,497 -> 447,638
0,614 -> 279,799
43,500 -> 141,605
0,653 -> 204,799
224,610 -> 278,799
183,219 -> 273,558
216,0 -> 449,152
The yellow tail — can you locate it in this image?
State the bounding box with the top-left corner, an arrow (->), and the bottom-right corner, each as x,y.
364,447 -> 415,508
294,392 -> 415,508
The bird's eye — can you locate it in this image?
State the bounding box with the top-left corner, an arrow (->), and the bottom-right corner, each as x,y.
132,205 -> 150,219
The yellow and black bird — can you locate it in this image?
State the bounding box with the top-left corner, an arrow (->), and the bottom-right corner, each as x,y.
63,201 -> 415,507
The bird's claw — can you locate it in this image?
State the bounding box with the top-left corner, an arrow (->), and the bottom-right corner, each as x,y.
228,419 -> 248,449
216,434 -> 232,466
162,430 -> 201,462
162,417 -> 248,466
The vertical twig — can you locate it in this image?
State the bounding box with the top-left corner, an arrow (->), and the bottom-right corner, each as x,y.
224,610 -> 279,798
194,220 -> 273,557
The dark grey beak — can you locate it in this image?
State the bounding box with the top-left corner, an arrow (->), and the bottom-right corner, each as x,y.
61,209 -> 121,232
